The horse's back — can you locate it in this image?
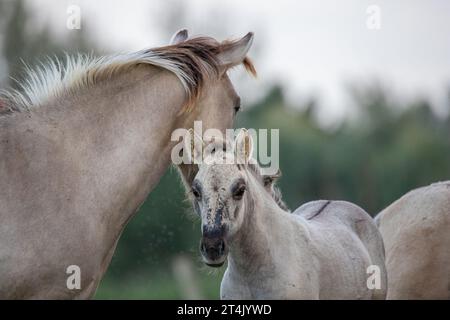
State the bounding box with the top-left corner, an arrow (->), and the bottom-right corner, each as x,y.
376,181 -> 450,299
293,200 -> 387,299
294,200 -> 379,241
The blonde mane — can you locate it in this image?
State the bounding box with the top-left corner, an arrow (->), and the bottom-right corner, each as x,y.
0,37 -> 256,115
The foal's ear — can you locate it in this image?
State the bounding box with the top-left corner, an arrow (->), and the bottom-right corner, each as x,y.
235,128 -> 254,164
183,128 -> 204,164
170,28 -> 189,45
217,32 -> 254,70
263,169 -> 282,188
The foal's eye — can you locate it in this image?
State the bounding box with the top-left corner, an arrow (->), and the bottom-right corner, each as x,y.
191,186 -> 201,200
232,185 -> 246,200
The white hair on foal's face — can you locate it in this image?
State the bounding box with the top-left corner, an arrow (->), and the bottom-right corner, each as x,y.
189,130 -> 289,267
189,130 -> 255,244
193,159 -> 248,240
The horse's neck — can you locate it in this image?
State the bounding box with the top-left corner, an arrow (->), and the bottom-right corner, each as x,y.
228,176 -> 289,274
38,65 -> 186,241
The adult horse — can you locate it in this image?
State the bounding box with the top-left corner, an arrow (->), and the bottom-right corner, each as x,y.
0,30 -> 256,299
375,181 -> 450,299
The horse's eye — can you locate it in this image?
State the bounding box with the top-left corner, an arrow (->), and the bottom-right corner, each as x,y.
192,186 -> 201,200
234,97 -> 241,114
232,185 -> 246,200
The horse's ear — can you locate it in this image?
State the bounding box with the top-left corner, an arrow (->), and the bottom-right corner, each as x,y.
235,128 -> 253,164
170,28 -> 189,45
217,32 -> 254,70
183,128 -> 204,164
263,169 -> 282,187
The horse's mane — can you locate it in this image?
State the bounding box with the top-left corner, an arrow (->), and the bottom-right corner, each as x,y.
0,36 -> 256,115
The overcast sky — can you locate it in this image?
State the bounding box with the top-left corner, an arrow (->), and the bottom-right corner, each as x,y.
23,0 -> 450,124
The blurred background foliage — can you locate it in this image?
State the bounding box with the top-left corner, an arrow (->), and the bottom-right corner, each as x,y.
1,0 -> 449,299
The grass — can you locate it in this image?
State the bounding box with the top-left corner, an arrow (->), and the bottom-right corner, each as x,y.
95,266 -> 225,299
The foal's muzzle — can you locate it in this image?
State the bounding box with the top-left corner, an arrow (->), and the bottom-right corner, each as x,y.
200,232 -> 228,267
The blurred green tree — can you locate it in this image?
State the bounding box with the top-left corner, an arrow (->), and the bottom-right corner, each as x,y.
0,0 -> 93,89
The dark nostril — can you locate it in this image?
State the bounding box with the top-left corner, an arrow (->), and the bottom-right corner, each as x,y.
218,240 -> 225,255
200,242 -> 206,253
200,237 -> 227,260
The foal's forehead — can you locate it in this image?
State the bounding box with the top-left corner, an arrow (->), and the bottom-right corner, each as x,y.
197,164 -> 242,188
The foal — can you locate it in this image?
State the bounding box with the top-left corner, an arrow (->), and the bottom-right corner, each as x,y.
187,130 -> 387,299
